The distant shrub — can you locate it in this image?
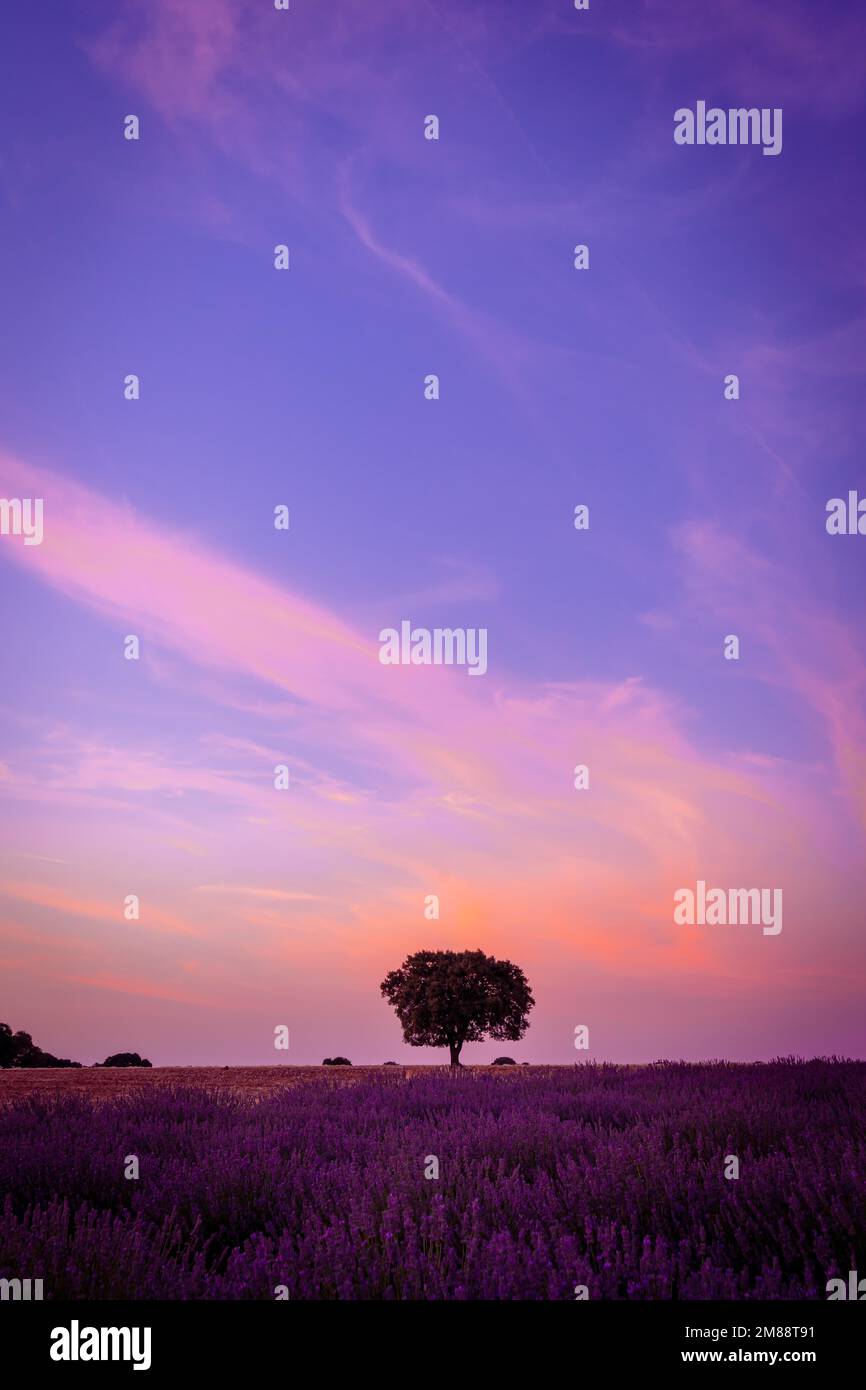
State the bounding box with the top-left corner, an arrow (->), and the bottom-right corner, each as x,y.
322,1057 -> 352,1066
96,1053 -> 152,1068
383,1061 -> 399,1066
491,1056 -> 517,1065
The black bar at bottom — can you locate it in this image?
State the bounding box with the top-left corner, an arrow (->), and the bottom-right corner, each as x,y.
3,1299 -> 859,1375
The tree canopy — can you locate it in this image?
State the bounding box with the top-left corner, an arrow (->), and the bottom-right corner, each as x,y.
380,948 -> 534,1066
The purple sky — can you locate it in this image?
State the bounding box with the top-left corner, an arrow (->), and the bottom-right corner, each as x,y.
1,0 -> 865,1065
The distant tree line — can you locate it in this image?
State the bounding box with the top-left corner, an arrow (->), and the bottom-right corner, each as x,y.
0,1024 -> 151,1068
0,1023 -> 81,1068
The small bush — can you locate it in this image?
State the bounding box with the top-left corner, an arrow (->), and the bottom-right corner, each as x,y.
96,1053 -> 152,1068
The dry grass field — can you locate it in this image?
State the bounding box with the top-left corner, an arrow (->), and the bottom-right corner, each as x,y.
0,1064 -> 542,1104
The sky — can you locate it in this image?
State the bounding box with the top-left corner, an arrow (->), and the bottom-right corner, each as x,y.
0,0 -> 864,1065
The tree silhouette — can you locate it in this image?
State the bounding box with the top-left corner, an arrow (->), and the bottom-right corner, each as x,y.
95,1052 -> 152,1068
380,949 -> 534,1066
0,1022 -> 81,1068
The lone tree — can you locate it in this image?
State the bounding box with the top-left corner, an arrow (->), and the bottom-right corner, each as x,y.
380,949 -> 534,1067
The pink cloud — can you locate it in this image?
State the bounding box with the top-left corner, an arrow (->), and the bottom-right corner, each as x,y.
0,880 -> 202,939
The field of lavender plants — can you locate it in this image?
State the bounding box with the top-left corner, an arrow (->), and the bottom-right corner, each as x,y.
1,1059 -> 863,1300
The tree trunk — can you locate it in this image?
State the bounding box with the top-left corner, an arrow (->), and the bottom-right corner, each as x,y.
449,1041 -> 462,1067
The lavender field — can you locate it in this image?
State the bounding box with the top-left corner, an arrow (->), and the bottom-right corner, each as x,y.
1,1060 -> 864,1301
